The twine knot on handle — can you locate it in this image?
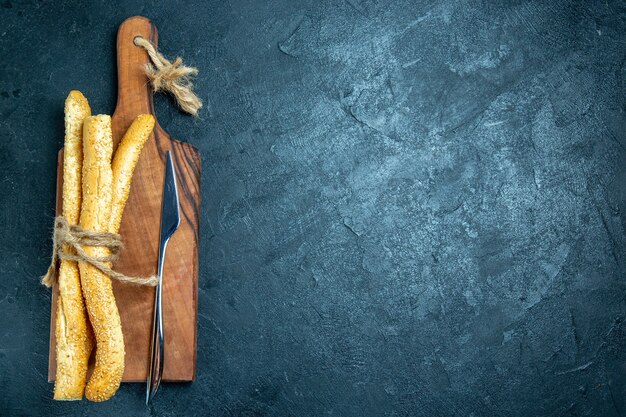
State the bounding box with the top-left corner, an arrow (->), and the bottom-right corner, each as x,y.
41,216 -> 157,287
133,36 -> 202,116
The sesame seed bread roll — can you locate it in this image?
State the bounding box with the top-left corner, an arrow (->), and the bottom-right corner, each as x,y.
54,91 -> 94,401
110,114 -> 155,233
78,115 -> 125,402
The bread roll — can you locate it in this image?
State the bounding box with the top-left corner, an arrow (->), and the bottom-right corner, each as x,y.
53,91 -> 94,401
78,115 -> 125,402
110,114 -> 155,233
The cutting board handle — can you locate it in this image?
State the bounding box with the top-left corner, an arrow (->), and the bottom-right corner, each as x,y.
113,16 -> 159,142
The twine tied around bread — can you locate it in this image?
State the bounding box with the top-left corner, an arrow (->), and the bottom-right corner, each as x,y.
133,36 -> 202,116
41,216 -> 157,287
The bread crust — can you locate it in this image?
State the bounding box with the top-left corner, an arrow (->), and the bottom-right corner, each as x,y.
78,115 -> 125,402
53,90 -> 94,401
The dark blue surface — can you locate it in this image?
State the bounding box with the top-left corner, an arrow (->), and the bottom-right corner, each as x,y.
1,0 -> 625,416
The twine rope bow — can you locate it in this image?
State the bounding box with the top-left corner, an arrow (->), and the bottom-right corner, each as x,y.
133,36 -> 202,116
41,216 -> 157,287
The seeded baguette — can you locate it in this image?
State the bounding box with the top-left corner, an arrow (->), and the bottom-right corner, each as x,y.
78,115 -> 125,402
110,114 -> 155,233
53,91 -> 94,401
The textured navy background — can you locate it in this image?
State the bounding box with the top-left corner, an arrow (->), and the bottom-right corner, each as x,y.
1,0 -> 625,416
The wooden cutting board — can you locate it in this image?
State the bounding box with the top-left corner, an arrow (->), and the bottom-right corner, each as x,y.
48,16 -> 201,382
